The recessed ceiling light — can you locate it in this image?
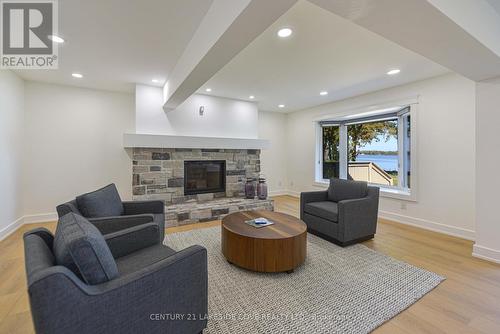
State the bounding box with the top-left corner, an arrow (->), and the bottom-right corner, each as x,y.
48,35 -> 64,43
205,88 -> 212,92
320,91 -> 328,96
278,104 -> 285,108
152,79 -> 160,83
71,73 -> 83,78
387,69 -> 401,75
277,28 -> 292,38
249,95 -> 255,99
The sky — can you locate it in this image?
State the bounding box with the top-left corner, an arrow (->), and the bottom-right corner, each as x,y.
358,134 -> 398,151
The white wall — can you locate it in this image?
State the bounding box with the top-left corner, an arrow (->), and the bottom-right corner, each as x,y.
137,84 -> 258,139
0,71 -> 25,237
474,77 -> 500,263
286,73 -> 476,239
23,82 -> 135,217
258,111 -> 288,195
136,84 -> 174,135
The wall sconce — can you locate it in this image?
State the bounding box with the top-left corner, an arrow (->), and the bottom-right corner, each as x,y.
199,106 -> 205,116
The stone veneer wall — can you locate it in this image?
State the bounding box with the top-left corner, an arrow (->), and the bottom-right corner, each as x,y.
132,148 -> 260,203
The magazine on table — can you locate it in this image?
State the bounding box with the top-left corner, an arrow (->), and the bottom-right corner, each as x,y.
245,217 -> 274,228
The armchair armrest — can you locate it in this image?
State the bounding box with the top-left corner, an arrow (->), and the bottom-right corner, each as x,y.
88,214 -> 154,235
23,227 -> 54,249
300,190 -> 328,203
104,223 -> 160,258
123,200 -> 165,215
300,191 -> 328,220
338,187 -> 379,241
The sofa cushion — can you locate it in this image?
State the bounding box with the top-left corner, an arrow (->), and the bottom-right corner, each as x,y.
304,201 -> 338,222
76,184 -> 124,218
116,244 -> 176,276
53,213 -> 119,285
328,178 -> 367,202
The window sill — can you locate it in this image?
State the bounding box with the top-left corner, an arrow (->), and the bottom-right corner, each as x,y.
312,180 -> 416,202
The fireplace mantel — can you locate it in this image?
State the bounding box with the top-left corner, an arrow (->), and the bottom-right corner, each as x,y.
123,133 -> 270,150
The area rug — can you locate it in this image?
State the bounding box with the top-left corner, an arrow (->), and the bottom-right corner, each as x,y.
164,227 -> 444,333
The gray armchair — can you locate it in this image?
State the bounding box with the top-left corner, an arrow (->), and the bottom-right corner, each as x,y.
57,184 -> 165,240
24,214 -> 208,334
300,178 -> 379,246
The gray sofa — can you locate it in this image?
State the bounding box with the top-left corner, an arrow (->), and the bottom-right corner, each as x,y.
300,178 -> 379,246
24,213 -> 208,334
57,183 -> 165,240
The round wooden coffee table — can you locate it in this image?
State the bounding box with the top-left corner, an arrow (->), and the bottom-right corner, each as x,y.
221,210 -> 307,273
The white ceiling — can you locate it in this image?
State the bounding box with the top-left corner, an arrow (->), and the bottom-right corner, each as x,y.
199,0 -> 449,112
15,0 -> 213,92
14,0 -> 451,112
486,0 -> 500,15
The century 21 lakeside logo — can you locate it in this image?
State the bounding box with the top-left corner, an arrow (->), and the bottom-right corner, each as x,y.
1,0 -> 58,69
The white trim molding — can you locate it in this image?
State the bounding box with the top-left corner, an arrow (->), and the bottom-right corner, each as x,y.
273,191 -> 475,241
472,244 -> 500,264
124,133 -> 270,150
24,212 -> 58,224
0,212 -> 58,241
311,96 -> 419,122
269,190 -> 289,197
0,216 -> 25,241
285,190 -> 301,198
378,210 -> 475,241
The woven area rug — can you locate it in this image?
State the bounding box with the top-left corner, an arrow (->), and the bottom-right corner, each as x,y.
164,227 -> 444,334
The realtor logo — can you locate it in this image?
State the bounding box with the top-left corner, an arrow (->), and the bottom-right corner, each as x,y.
1,0 -> 58,69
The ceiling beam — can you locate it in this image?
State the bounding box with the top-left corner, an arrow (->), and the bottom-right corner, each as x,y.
426,0 -> 500,58
309,0 -> 500,81
163,0 -> 298,111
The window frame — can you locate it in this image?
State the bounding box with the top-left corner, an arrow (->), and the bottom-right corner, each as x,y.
314,104 -> 418,201
318,123 -> 344,180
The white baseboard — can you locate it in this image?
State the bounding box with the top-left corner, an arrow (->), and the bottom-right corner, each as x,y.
0,216 -> 25,241
378,210 -> 475,241
256,190 -> 476,241
23,212 -> 58,224
0,212 -> 57,241
269,190 -> 289,197
270,190 -> 300,198
285,190 -> 300,198
472,244 -> 500,264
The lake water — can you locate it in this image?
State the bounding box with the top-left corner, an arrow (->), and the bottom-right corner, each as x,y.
355,154 -> 398,172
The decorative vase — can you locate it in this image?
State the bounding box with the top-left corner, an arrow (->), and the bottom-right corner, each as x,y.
257,176 -> 268,200
245,178 -> 256,199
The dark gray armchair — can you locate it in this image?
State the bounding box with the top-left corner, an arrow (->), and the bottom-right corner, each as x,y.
24,215 -> 208,334
300,178 -> 379,246
57,184 -> 165,240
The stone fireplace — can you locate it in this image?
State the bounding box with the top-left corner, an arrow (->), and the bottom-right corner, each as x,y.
132,147 -> 261,203
131,147 -> 273,226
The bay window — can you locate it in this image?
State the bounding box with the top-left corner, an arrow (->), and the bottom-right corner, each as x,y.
317,106 -> 414,198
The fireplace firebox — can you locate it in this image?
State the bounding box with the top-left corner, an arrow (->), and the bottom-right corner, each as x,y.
184,160 -> 226,195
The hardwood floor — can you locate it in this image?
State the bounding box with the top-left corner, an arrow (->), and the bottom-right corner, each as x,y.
1,195 -> 499,333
